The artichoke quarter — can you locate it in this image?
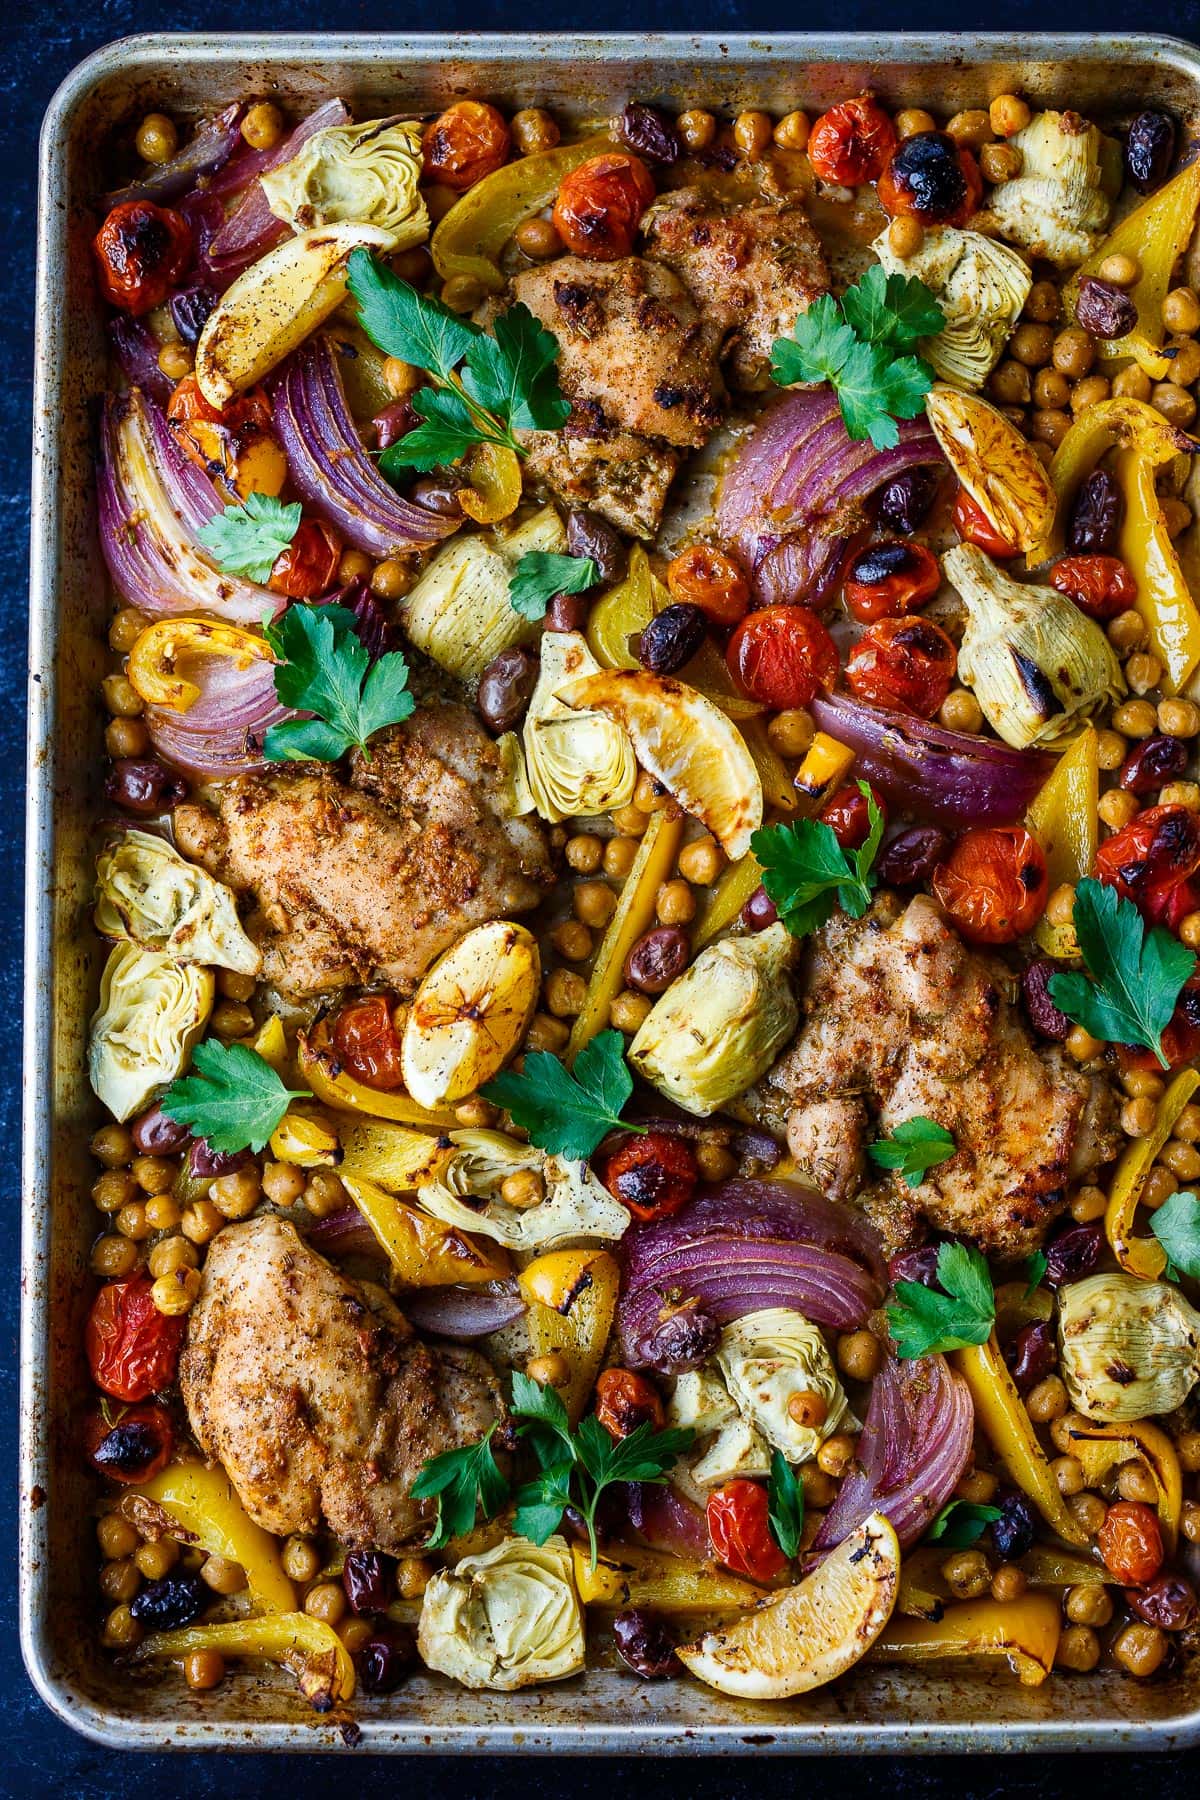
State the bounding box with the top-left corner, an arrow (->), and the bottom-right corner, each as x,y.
874,226 -> 1031,390
262,116 -> 429,245
987,110 -> 1114,267
1058,1272 -> 1200,1422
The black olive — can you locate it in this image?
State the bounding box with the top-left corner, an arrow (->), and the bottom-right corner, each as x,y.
1126,110 -> 1177,195
187,1139 -> 248,1179
356,1623 -> 417,1694
623,926 -> 691,994
884,133 -> 967,222
1067,468 -> 1124,555
739,885 -> 779,931
1021,959 -> 1071,1041
104,758 -> 187,816
1045,1221 -> 1104,1288
1075,277 -> 1138,341
878,466 -> 940,535
991,1493 -> 1037,1560
131,1103 -> 191,1155
1126,1575 -> 1199,1631
1004,1320 -> 1057,1394
848,540 -> 924,586
616,103 -> 681,166
1118,734 -> 1189,794
877,826 -> 950,888
637,603 -> 707,674
91,1420 -> 164,1477
888,1245 -> 941,1287
544,591 -> 591,633
169,284 -> 216,345
409,473 -> 464,517
613,1608 -> 680,1679
566,508 -> 627,584
477,646 -> 539,734
129,1573 -> 206,1630
649,1306 -> 720,1371
342,1549 -> 394,1615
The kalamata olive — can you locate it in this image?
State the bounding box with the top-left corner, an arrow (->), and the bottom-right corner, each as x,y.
342,1549 -> 394,1615
992,1493 -> 1037,1560
878,466 -> 940,536
129,1573 -> 206,1630
169,283 -> 216,345
566,508 -> 626,585
1021,958 -> 1071,1041
649,1306 -> 720,1371
90,1419 -> 165,1478
739,885 -> 779,932
373,399 -> 418,449
1067,469 -> 1124,555
544,590 -> 591,633
188,1139 -> 249,1180
1075,277 -> 1138,342
637,602 -> 707,674
356,1623 -> 416,1694
1125,1574 -> 1199,1631
1118,734 -> 1189,794
131,1103 -> 191,1155
889,1245 -> 941,1287
616,102 -> 682,166
877,825 -> 951,888
613,1607 -> 681,1679
477,645 -> 539,735
1126,109 -> 1177,194
624,925 -> 691,994
105,758 -> 187,816
1045,1220 -> 1104,1289
409,473 -> 464,517
1005,1319 -> 1058,1394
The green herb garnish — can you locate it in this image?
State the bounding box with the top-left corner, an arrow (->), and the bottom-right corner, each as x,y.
160,1040 -> 309,1154
262,602 -> 415,762
1151,1187 -> 1200,1280
926,1499 -> 1003,1548
196,494 -> 302,583
481,1029 -> 643,1161
1023,1250 -> 1049,1297
867,1117 -> 957,1189
767,1448 -> 805,1560
409,1423 -> 510,1550
750,780 -> 885,938
509,551 -> 599,621
1048,878 -> 1196,1070
887,1242 -> 996,1360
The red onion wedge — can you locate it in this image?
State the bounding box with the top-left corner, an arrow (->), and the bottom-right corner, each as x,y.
206,98 -> 351,278
811,692 -> 1055,830
108,318 -> 174,406
271,337 -> 461,559
813,1351 -> 974,1554
98,389 -> 283,627
403,1285 -> 527,1341
105,103 -> 245,206
624,1482 -> 712,1561
305,1205 -> 380,1258
146,650 -> 293,781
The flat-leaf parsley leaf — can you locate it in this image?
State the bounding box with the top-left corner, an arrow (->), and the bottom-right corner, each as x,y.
867,1117 -> 957,1189
481,1028 -> 643,1160
160,1040 -> 309,1154
887,1241 -> 995,1359
751,780 -> 884,938
1048,878 -> 1196,1070
1150,1188 -> 1200,1280
196,493 -> 301,583
509,551 -> 599,622
409,1423 -> 510,1549
263,602 -> 415,762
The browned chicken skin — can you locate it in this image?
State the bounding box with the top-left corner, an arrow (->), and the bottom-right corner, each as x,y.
173,704 -> 552,998
764,894 -> 1120,1258
180,1215 -> 506,1552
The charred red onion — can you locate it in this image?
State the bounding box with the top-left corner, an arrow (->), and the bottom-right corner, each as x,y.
206,98 -> 351,278
146,652 -> 293,780
624,1482 -> 711,1560
106,104 -> 245,206
403,1286 -> 527,1340
109,318 -> 175,406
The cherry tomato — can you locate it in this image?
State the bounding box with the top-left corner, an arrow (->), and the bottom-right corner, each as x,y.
726,605 -> 838,710
820,782 -> 887,850
807,95 -> 897,187
594,1368 -> 666,1441
952,487 -> 1019,559
167,375 -> 283,501
601,1131 -> 698,1222
845,614 -> 957,717
1118,975 -> 1200,1072
1095,803 -> 1200,929
843,539 -> 940,623
706,1480 -> 788,1582
332,995 -> 406,1090
1098,1501 -> 1164,1587
1051,554 -> 1139,622
552,153 -> 656,260
666,544 -> 751,627
86,1277 -> 186,1402
93,200 -> 191,315
423,101 -> 511,192
83,1402 -> 174,1485
877,133 -> 983,226
932,826 -> 1048,944
268,519 -> 343,599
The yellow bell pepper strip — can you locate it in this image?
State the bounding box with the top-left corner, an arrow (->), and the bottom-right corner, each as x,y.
1114,442 -> 1200,695
739,716 -> 798,815
458,441 -> 522,524
1026,723 -> 1098,888
1029,395 -> 1195,562
952,1335 -> 1090,1546
694,852 -> 763,950
269,1104 -> 341,1168
895,1547 -> 948,1622
792,731 -> 856,812
432,133 -> 612,294
335,1116 -> 453,1191
572,1542 -> 761,1612
586,545 -> 662,670
133,1613 -> 355,1708
340,1171 -> 510,1287
565,809 -> 684,1063
249,1014 -> 288,1074
126,618 -> 275,712
1065,157 -> 1200,381
871,1593 -> 1061,1686
133,1461 -> 295,1615
297,1017 -> 459,1128
1105,1067 -> 1200,1279
1018,1545 -> 1111,1587
678,639 -> 765,721
518,1248 -> 620,1423
1065,1417 -> 1182,1554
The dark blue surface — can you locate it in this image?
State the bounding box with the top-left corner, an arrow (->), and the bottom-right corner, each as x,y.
11,4 -> 1200,1791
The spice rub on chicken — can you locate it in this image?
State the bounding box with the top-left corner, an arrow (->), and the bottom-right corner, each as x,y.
643,190 -> 831,390
180,1215 -> 507,1553
173,703 -> 551,999
763,893 -> 1120,1259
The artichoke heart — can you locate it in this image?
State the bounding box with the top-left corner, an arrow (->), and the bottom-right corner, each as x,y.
629,922 -> 798,1116
988,110 -> 1113,267
95,831 -> 260,975
946,543 -> 1125,749
417,1535 -> 585,1691
717,1309 -> 856,1464
523,631 -> 636,824
874,226 -> 1031,389
262,116 -> 429,245
89,943 -> 214,1122
1058,1273 -> 1200,1422
416,1129 -> 629,1250
403,505 -> 566,684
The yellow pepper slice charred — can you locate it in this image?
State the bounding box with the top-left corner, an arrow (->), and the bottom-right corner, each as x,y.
1105,1067 -> 1200,1279
871,1593 -> 1061,1686
566,809 -> 684,1062
249,1014 -> 288,1074
1026,724 -> 1098,888
126,618 -> 276,712
133,1613 -> 354,1707
340,1171 -> 510,1287
458,441 -> 522,524
131,1460 -> 295,1615
519,1248 -> 620,1422
952,1334 -> 1090,1546
694,852 -> 763,949
793,731 -> 856,812
297,1016 -> 459,1128
572,1542 -> 761,1612
432,133 -> 611,294
269,1104 -> 341,1168
1065,1417 -> 1182,1553
586,545 -> 664,670
1031,396 -> 1195,562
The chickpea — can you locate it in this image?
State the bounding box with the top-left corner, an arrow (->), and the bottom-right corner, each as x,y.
1160,497 -> 1194,539
135,111 -> 179,163
800,1466 -> 837,1508
991,1564 -> 1027,1603
774,110 -> 811,152
633,769 -> 678,817
1184,1499 -> 1200,1544
241,101 -> 283,151
1097,251 -> 1141,287
1033,367 -> 1071,411
1159,697 -> 1200,738
837,1328 -> 883,1382
338,549 -> 373,586
1070,1184 -> 1109,1224
733,110 -> 773,160
989,359 -> 1032,405
938,689 -> 983,733
694,1140 -> 736,1182
282,1535 -> 322,1584
603,838 -> 638,879
527,1351 -> 569,1387
131,1155 -> 175,1197
989,94 -> 1031,137
157,340 -> 193,381
97,1513 -> 139,1561
1121,1096 -> 1160,1138
612,802 -> 649,838
678,835 -> 725,886
511,107 -> 560,155
1051,327 -> 1096,379
1164,286 -> 1200,335
887,214 -> 925,259
1113,1622 -> 1168,1678
1160,1138 -> 1200,1182
499,1169 -> 545,1210
1107,609 -> 1147,652
102,673 -> 144,719
1056,1624 -> 1101,1672
610,989 -> 653,1035
895,108 -> 937,139
397,1555 -> 433,1600
525,1012 -> 570,1054
1169,337 -> 1200,386
100,1557 -> 141,1604
210,1166 -> 261,1220
1071,375 -> 1111,415
566,832 -> 603,874
545,968 -> 587,1017
1026,1375 -> 1069,1424
1068,1492 -> 1108,1535
575,879 -> 618,927
1113,363 -> 1153,401
1010,322 -> 1054,368
956,1469 -> 998,1505
94,1169 -> 137,1213
184,1649 -> 226,1691
677,108 -> 717,152
371,558 -> 412,602
134,1537 -> 179,1581
91,1234 -> 139,1278
217,968 -> 256,1003
102,1605 -> 142,1650
1067,1024 -> 1104,1062
260,1160 -> 305,1207
1031,409 -> 1072,449
151,1267 -> 201,1315
655,879 -> 696,926
210,999 -> 255,1040
765,706 -> 815,757
1052,1454 -> 1086,1497
1174,1102 -> 1200,1142
1152,383 -> 1197,428
147,1236 -> 198,1282
1123,1068 -> 1164,1102
551,919 -> 594,962
1095,728 -> 1127,771
181,1200 -> 224,1245
817,1433 -> 856,1478
1024,280 -> 1060,324
1045,882 -> 1076,929
116,1201 -> 150,1241
453,1098 -> 498,1129
1050,1411 -> 1088,1455
1140,1165 -> 1177,1210
1125,650 -> 1163,695
787,1390 -> 828,1430
1115,1461 -> 1160,1505
304,1581 -> 347,1627
1064,1582 -> 1112,1626
91,1124 -> 134,1169
1097,790 -> 1139,831
941,1549 -> 992,1600
515,215 -> 565,261
1160,780 -> 1200,809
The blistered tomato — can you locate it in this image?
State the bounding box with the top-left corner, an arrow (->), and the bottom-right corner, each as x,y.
706,1480 -> 788,1582
1095,803 -> 1200,929
726,606 -> 838,710
820,782 -> 887,850
601,1131 -> 698,1222
807,96 -> 897,186
93,200 -> 191,315
952,486 -> 1019,559
877,133 -> 983,226
666,544 -> 751,627
1098,1501 -> 1164,1586
553,153 -> 656,259
167,375 -> 285,500
845,615 -> 957,717
932,826 -> 1048,944
1051,555 -> 1139,621
86,1276 -> 186,1402
594,1368 -> 666,1441
268,520 -> 343,599
423,101 -> 511,192
843,540 -> 940,623
84,1402 -> 174,1485
332,995 -> 406,1090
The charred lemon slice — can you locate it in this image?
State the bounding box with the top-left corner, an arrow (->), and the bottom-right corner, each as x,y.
401,920 -> 540,1110
924,384 -> 1056,553
676,1511 -> 900,1700
557,669 -> 763,861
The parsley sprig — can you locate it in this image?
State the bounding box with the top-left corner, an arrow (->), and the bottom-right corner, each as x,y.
263,602 -> 415,762
410,1423 -> 509,1550
346,250 -> 570,474
767,1449 -> 805,1560
750,780 -> 885,938
482,1029 -> 643,1161
926,1499 -> 1002,1548
886,1242 -> 996,1360
1151,1188 -> 1200,1280
509,551 -> 599,622
770,267 -> 944,450
197,494 -> 301,583
1048,878 -> 1196,1070
160,1040 -> 309,1154
867,1117 -> 957,1189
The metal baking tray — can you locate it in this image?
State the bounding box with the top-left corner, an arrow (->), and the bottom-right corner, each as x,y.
22,30 -> 1200,1753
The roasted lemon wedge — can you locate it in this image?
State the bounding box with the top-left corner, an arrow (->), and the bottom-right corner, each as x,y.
676,1511 -> 900,1700
924,384 -> 1056,554
400,920 -> 540,1109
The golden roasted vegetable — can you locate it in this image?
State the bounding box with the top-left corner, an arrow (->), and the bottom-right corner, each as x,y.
952,1334 -> 1089,1546
629,923 -> 799,1116
522,631 -> 637,824
792,731 -> 856,811
95,831 -> 259,976
716,1309 -> 855,1466
418,1535 -> 585,1691
297,1016 -> 459,1128
572,1542 -> 761,1613
262,115 -> 428,243
693,852 -> 763,951
988,110 -> 1113,267
1058,1272 -> 1200,1425
402,505 -> 565,682
1026,724 -> 1098,917
872,1593 -> 1061,1686
131,1461 -> 294,1614
1064,1415 -> 1182,1552
586,545 -> 667,670
417,1130 -> 628,1251
339,1171 -> 510,1287
566,809 -> 684,1061
126,618 -> 274,713
925,385 -> 1056,552
249,1014 -> 288,1073
400,920 -> 539,1109
459,442 -> 523,526
519,1248 -> 620,1422
874,225 -> 1031,389
269,1105 -> 342,1169
133,1613 -> 354,1708
335,1116 -> 451,1190
88,944 -> 214,1122
432,133 -> 611,294
1106,1067 -> 1200,1278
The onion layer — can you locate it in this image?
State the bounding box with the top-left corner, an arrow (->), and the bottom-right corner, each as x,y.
207,99 -> 351,279
145,641 -> 292,780
106,104 -> 245,206
403,1285 -> 526,1340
